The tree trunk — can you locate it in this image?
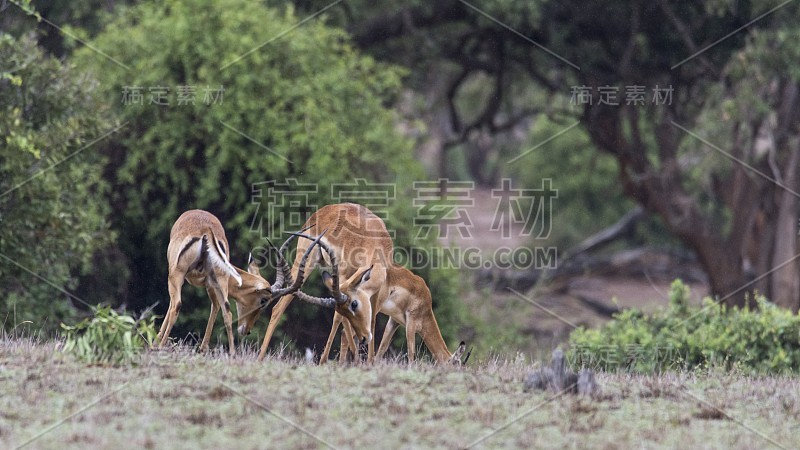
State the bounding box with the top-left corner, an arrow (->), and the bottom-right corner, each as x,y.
586,106 -> 751,305
768,81 -> 800,311
769,146 -> 800,311
770,193 -> 800,311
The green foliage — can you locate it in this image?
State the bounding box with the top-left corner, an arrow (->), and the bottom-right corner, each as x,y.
668,278 -> 690,315
2,0 -> 141,58
61,305 -> 157,365
76,0 -> 417,248
0,33 -> 113,331
569,279 -> 800,374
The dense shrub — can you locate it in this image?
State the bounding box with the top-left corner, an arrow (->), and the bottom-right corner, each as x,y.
568,279 -> 800,374
0,33 -> 113,332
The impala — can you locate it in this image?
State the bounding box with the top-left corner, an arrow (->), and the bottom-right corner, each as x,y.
159,209 -> 324,354
320,266 -> 468,364
256,202 -> 466,364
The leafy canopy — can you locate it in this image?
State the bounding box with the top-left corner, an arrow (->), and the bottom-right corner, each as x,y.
76,0 -> 418,243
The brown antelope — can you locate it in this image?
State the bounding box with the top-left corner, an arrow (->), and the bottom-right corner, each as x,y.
159,209 -> 325,354
320,264 -> 468,364
256,203 -> 466,364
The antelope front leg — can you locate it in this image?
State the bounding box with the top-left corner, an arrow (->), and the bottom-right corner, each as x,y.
258,294 -> 296,361
319,311 -> 344,364
217,280 -> 236,355
366,309 -> 379,364
221,300 -> 236,355
340,319 -> 360,363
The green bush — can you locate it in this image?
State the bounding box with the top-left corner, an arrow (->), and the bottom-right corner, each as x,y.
0,32 -> 113,332
568,279 -> 800,374
61,305 -> 157,365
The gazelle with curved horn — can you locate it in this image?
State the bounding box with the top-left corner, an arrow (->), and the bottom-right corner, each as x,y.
160,210 -> 325,354
256,223 -> 375,360
271,230 -> 352,310
256,203 -> 466,364
315,228 -> 468,365
160,209 -> 272,354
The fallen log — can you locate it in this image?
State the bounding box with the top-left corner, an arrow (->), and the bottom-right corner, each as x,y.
562,206 -> 644,260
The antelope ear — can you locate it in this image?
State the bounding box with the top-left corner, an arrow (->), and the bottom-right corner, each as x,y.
247,253 -> 260,275
322,271 -> 334,290
356,265 -> 373,286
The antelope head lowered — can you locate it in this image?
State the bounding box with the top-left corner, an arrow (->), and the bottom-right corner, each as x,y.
235,230 -> 334,338
255,230 -> 372,343
160,209 -> 328,353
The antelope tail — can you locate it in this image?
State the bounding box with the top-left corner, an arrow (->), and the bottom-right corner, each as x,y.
204,229 -> 242,287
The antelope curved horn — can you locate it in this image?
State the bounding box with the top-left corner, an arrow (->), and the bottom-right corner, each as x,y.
293,290 -> 338,309
284,229 -> 349,309
290,229 -> 328,292
295,233 -> 343,304
271,229 -> 328,297
321,241 -> 341,303
266,225 -> 314,295
286,230 -> 347,306
263,239 -> 286,290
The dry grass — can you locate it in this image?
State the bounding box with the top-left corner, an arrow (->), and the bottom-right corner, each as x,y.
1,337 -> 798,450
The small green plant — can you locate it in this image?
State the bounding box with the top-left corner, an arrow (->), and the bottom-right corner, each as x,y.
568,279 -> 800,374
668,278 -> 690,316
61,305 -> 158,365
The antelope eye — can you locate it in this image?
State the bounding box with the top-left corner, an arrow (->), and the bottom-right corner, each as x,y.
351,300 -> 359,312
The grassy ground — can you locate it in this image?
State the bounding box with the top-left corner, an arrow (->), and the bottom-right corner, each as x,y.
1,338 -> 798,450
